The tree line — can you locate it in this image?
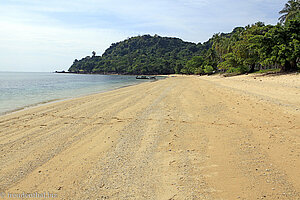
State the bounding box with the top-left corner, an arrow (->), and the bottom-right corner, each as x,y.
68,0 -> 299,75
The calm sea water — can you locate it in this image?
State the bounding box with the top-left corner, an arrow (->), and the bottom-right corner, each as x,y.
0,72 -> 155,115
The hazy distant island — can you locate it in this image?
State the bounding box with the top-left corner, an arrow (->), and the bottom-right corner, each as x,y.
67,18 -> 299,75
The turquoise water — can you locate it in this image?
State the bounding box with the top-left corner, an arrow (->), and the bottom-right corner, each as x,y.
0,72 -> 155,115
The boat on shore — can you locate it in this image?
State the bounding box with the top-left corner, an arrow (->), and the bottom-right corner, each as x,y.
136,75 -> 156,80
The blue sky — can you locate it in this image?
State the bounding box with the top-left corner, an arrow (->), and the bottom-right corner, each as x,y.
0,0 -> 285,72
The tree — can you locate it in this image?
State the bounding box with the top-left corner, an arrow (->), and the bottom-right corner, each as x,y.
279,0 -> 300,24
203,48 -> 218,68
270,19 -> 300,71
92,51 -> 96,57
218,53 -> 239,71
181,56 -> 204,74
234,23 -> 270,72
246,19 -> 300,72
203,65 -> 214,74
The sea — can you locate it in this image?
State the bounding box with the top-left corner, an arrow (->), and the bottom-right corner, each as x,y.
0,72 -> 157,115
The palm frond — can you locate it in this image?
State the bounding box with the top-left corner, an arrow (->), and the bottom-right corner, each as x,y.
278,0 -> 300,24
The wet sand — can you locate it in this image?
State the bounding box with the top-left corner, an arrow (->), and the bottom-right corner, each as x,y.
0,74 -> 299,199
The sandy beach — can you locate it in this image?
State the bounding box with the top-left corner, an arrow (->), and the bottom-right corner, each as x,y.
0,74 -> 299,199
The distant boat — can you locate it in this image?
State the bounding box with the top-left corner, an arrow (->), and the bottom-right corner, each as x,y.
136,75 -> 156,80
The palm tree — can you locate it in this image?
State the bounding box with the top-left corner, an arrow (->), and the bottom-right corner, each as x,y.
279,0 -> 300,24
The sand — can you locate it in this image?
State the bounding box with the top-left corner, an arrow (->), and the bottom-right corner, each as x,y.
0,74 -> 299,199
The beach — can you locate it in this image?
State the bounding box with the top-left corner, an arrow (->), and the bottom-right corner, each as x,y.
0,74 -> 299,199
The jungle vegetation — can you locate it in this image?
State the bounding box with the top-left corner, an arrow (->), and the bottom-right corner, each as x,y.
68,0 -> 299,75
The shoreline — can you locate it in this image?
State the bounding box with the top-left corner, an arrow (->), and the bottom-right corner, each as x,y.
0,98 -> 62,117
54,71 -> 167,76
0,78 -> 160,118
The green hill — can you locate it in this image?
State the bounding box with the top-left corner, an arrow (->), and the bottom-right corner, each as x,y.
68,35 -> 208,75
68,18 -> 299,75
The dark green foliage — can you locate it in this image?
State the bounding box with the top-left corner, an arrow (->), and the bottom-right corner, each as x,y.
203,65 -> 214,74
208,17 -> 299,73
69,35 -> 206,75
279,0 -> 300,24
181,56 -> 204,74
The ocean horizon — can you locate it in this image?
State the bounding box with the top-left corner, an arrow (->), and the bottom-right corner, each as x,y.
0,72 -> 156,115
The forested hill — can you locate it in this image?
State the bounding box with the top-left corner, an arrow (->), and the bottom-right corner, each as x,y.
69,0 -> 299,75
68,35 -> 209,75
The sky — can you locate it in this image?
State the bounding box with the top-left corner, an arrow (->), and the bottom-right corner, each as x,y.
0,0 -> 286,72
